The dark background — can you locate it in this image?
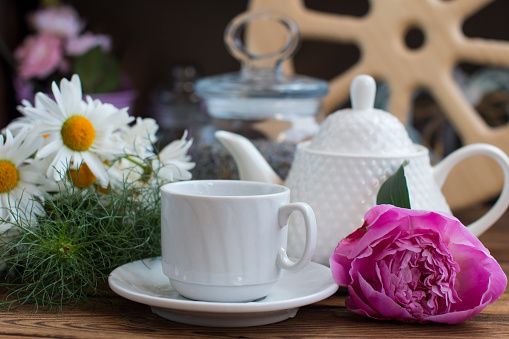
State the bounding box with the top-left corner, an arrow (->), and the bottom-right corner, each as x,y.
1,0 -> 509,129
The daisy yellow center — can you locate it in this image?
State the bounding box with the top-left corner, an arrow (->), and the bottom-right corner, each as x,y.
61,116 -> 95,151
0,160 -> 19,193
67,163 -> 96,189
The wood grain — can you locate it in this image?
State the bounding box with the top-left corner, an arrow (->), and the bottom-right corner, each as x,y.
0,207 -> 507,338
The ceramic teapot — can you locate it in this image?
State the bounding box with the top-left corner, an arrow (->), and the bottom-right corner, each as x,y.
216,74 -> 509,266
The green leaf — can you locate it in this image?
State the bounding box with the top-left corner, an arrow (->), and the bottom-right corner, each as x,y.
72,46 -> 120,93
376,161 -> 411,209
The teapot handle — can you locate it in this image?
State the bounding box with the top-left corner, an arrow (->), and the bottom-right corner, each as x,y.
433,143 -> 509,237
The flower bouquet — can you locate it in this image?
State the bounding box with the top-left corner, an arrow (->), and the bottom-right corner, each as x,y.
12,3 -> 128,102
0,74 -> 194,310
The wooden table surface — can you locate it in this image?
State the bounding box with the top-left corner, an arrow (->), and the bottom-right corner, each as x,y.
0,206 -> 508,338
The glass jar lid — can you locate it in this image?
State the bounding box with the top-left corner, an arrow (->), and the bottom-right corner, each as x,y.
195,10 -> 329,120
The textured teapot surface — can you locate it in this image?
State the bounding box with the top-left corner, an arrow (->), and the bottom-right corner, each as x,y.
285,144 -> 451,265
307,109 -> 416,155
286,75 -> 449,265
305,74 -> 416,156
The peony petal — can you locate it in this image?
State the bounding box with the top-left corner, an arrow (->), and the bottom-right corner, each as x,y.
363,204 -> 395,225
440,215 -> 491,252
376,261 -> 395,298
356,272 -> 414,321
346,208 -> 406,259
329,252 -> 353,286
346,285 -> 380,319
423,301 -> 491,324
448,243 -> 507,311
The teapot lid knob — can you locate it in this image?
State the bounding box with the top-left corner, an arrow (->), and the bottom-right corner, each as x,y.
308,73 -> 415,155
350,74 -> 376,111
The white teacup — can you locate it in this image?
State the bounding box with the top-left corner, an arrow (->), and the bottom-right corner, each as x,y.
161,180 -> 317,302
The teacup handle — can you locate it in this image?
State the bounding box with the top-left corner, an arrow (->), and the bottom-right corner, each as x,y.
277,202 -> 317,271
433,143 -> 509,237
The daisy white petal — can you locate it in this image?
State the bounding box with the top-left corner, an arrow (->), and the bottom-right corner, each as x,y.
157,165 -> 192,182
151,131 -> 195,183
57,76 -> 82,116
6,128 -> 42,166
35,92 -> 66,120
51,81 -> 66,116
0,129 -> 53,229
36,139 -> 63,159
48,147 -> 72,180
82,152 -> 109,187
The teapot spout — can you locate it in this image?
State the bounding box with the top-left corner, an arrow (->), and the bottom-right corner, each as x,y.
215,131 -> 283,185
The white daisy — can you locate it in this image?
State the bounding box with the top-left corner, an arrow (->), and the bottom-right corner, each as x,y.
6,96 -> 48,136
106,117 -> 158,188
16,74 -> 134,187
0,128 -> 53,232
121,117 -> 158,159
108,130 -> 194,188
106,158 -> 145,190
152,131 -> 195,182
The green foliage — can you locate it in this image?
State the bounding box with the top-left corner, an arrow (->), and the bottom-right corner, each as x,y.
73,46 -> 120,94
0,176 -> 162,311
376,161 -> 411,209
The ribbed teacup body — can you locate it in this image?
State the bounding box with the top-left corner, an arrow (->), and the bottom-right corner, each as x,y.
160,180 -> 294,302
162,193 -> 286,286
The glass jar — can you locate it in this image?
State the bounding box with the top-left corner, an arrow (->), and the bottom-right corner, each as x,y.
195,10 -> 329,143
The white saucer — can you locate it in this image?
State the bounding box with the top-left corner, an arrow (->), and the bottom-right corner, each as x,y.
108,257 -> 338,327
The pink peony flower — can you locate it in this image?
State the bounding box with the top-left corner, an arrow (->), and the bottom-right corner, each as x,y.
330,205 -> 507,324
29,5 -> 84,38
65,32 -> 112,56
14,34 -> 63,80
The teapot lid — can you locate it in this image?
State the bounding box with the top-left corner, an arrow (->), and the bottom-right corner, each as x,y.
307,75 -> 415,155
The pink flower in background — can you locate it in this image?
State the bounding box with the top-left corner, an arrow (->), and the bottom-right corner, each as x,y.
330,204 -> 507,324
65,32 -> 112,56
29,5 -> 84,38
12,4 -> 124,99
14,34 -> 63,80
58,58 -> 71,74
